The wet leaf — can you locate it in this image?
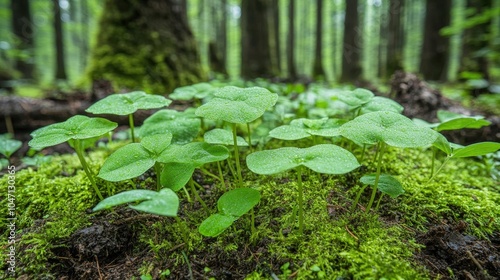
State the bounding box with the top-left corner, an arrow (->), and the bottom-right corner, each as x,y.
360,96 -> 404,114
269,118 -> 343,140
158,142 -> 229,166
204,128 -> 249,146
198,214 -> 237,237
86,91 -> 171,115
160,162 -> 195,191
98,143 -> 155,181
218,188 -> 261,217
0,138 -> 22,158
451,142 -> 500,158
337,88 -> 374,109
141,110 -> 200,144
360,174 -> 405,198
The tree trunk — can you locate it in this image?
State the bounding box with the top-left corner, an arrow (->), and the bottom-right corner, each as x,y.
340,0 -> 362,83
269,0 -> 281,74
459,0 -> 492,82
10,0 -> 34,79
53,0 -> 67,80
88,0 -> 205,94
386,0 -> 404,77
419,0 -> 451,81
209,0 -> 228,76
240,0 -> 277,78
312,0 -> 326,79
80,0 -> 90,71
287,0 -> 298,80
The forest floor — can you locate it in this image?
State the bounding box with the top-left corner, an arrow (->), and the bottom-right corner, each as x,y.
1,79 -> 499,279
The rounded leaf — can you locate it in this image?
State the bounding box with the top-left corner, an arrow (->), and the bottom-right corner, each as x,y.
140,132 -> 173,156
0,138 -> 22,158
204,128 -> 249,146
195,86 -> 278,123
360,174 -> 405,198
198,213 -> 237,237
130,188 -> 179,216
93,189 -> 158,211
218,188 -> 261,217
360,96 -> 404,114
337,88 -> 374,108
160,162 -> 195,191
158,142 -> 229,166
141,109 -> 201,144
98,143 -> 155,181
340,111 -> 438,148
451,142 -> 500,158
86,91 -> 171,115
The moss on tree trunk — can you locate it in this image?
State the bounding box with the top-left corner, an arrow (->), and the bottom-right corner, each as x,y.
88,0 -> 205,94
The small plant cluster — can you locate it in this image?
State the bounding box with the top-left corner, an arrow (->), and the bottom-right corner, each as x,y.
27,85 -> 500,241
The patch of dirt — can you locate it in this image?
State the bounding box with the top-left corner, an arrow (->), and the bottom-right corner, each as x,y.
416,221 -> 500,280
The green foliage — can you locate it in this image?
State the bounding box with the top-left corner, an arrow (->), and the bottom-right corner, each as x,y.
158,142 -> 229,166
269,118 -> 343,140
169,82 -> 214,101
199,188 -> 260,237
0,134 -> 22,159
434,110 -> 491,131
93,188 -> 179,216
204,128 -> 249,146
140,109 -> 201,144
360,174 -> 404,198
86,91 -> 171,115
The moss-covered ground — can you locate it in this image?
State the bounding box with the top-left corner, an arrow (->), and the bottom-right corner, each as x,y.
1,136 -> 499,279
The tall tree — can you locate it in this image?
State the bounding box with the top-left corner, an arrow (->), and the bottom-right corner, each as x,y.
10,0 -> 34,79
419,0 -> 451,81
312,0 -> 326,79
386,0 -> 404,77
340,0 -> 362,82
88,0 -> 205,94
53,0 -> 67,80
80,0 -> 90,70
269,0 -> 281,73
459,0 -> 493,81
208,0 -> 228,76
240,0 -> 277,78
287,0 -> 297,79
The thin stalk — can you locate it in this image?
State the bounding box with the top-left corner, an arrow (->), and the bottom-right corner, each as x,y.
232,123 -> 243,187
181,251 -> 194,280
128,114 -> 136,143
154,162 -> 162,191
182,186 -> 192,202
217,161 -> 228,190
226,158 -> 238,181
200,168 -> 221,181
360,144 -> 367,163
190,179 -> 209,213
297,166 -> 304,234
5,115 -> 14,136
366,142 -> 385,213
74,140 -> 103,200
428,157 -> 451,183
246,122 -> 253,152
375,194 -> 384,211
351,184 -> 369,212
430,147 -> 436,179
174,216 -> 190,246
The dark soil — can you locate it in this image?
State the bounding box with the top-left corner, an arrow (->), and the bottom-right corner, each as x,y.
416,221 -> 500,280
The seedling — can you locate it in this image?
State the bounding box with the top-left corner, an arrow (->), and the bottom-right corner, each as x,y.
340,111 -> 438,212
158,142 -> 229,209
195,86 -> 278,187
98,133 -> 173,190
246,144 -> 360,233
0,134 -> 22,160
169,82 -> 214,101
337,88 -> 403,117
198,187 -> 260,237
86,91 -> 172,142
352,174 -> 404,212
269,118 -> 343,142
28,115 -> 118,199
140,109 -> 201,144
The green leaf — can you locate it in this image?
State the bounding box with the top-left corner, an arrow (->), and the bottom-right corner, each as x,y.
140,133 -> 173,156
195,86 -> 278,124
204,128 -> 249,146
360,96 -> 404,114
140,109 -> 201,144
340,111 -> 438,148
198,213 -> 237,237
160,162 -> 195,191
337,88 -> 374,109
29,115 -> 117,150
0,138 -> 22,158
158,142 -> 229,166
93,188 -> 179,216
436,117 -> 491,131
360,174 -> 405,198
246,144 -> 360,175
218,188 -> 261,217
433,134 -> 452,156
86,91 -> 171,115
451,142 -> 500,158
270,118 -> 343,140
170,83 -> 214,100
269,125 -> 311,140
98,143 -> 155,181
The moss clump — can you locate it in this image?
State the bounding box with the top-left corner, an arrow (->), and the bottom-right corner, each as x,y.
88,0 -> 206,94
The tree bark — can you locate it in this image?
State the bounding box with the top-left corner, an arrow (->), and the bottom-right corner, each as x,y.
386,0 -> 404,77
419,0 -> 451,81
340,0 -> 362,83
240,0 -> 277,78
312,0 -> 326,79
209,0 -> 228,76
10,0 -> 34,79
88,0 -> 205,94
269,0 -> 281,74
287,0 -> 298,80
53,0 -> 67,80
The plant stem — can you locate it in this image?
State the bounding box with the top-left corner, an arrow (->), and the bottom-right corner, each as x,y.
366,142 -> 385,213
232,123 -> 243,187
428,157 -> 451,183
360,144 -> 367,163
375,194 -> 384,211
430,147 -> 436,179
74,140 -> 103,200
297,166 -> 304,234
174,216 -> 190,247
182,186 -> 192,202
226,158 -> 238,181
154,162 -> 162,191
128,114 -> 136,143
189,179 -> 209,213
217,161 -> 228,190
246,122 -> 253,152
351,184 -> 369,212
200,168 -> 221,181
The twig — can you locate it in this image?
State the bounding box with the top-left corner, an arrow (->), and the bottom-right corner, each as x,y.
95,255 -> 103,280
345,225 -> 359,241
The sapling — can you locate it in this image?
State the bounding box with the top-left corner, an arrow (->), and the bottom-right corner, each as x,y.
0,134 -> 22,160
28,115 -> 118,199
195,86 -> 278,187
340,111 -> 438,212
246,144 -> 360,234
269,118 -> 343,143
86,91 -> 172,142
140,109 -> 201,144
337,88 -> 403,117
198,187 -> 260,237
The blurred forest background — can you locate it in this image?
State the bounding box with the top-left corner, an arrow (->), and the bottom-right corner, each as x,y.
0,0 -> 500,103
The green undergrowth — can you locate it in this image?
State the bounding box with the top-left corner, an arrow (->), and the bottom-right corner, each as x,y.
1,139 -> 499,279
